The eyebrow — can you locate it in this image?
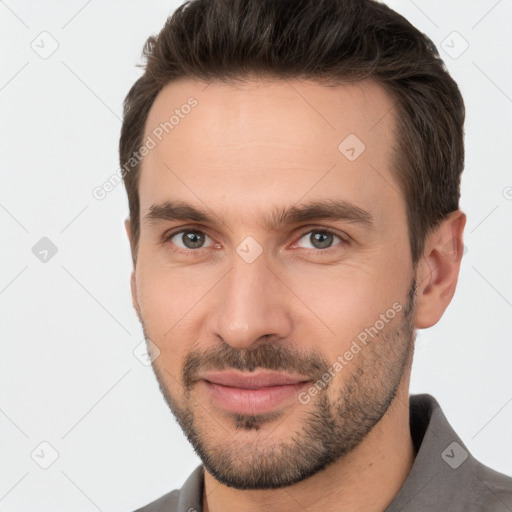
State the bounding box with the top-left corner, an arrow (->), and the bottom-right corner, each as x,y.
143,198 -> 374,231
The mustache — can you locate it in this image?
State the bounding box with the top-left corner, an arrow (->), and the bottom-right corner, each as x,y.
182,341 -> 329,391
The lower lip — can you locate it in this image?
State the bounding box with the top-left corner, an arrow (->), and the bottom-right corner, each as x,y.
202,380 -> 311,415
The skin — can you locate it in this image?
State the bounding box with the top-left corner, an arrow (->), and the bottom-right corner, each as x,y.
125,78 -> 466,512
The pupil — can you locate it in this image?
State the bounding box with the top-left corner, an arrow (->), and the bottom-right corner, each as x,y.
183,231 -> 204,249
311,232 -> 332,249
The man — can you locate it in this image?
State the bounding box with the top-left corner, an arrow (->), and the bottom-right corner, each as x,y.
119,0 -> 512,510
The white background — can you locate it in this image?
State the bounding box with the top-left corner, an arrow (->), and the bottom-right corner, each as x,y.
1,1 -> 511,510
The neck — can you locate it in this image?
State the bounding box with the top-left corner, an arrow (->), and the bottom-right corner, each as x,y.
202,383 -> 415,512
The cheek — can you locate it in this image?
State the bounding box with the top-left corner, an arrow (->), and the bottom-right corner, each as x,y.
134,260 -> 212,358
135,246 -> 200,321
285,258 -> 409,346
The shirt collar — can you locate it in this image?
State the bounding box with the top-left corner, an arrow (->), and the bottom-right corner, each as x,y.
174,394 -> 490,512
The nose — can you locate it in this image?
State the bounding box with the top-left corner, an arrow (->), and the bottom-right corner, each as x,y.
206,253 -> 293,350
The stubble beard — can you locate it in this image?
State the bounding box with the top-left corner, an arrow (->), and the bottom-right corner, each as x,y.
143,278 -> 417,490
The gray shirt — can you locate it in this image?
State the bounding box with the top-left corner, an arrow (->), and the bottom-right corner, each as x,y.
133,394 -> 512,511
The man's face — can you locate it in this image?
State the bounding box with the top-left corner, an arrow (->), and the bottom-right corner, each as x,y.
130,78 -> 418,489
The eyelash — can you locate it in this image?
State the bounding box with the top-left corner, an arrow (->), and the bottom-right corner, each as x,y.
162,227 -> 348,256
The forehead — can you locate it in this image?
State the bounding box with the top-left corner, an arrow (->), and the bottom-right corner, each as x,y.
139,78 -> 402,229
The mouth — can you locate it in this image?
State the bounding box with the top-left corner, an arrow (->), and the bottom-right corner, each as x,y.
200,370 -> 312,415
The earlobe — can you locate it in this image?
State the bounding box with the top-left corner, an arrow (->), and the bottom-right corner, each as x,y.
124,218 -> 133,253
130,270 -> 141,320
413,210 -> 466,329
124,218 -> 131,237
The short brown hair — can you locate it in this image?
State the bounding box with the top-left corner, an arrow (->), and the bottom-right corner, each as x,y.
119,0 -> 465,266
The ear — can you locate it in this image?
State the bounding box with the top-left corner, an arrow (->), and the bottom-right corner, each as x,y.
124,218 -> 141,320
124,217 -> 137,265
413,210 -> 466,329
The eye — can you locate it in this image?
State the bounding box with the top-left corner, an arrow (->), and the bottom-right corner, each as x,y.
294,229 -> 345,252
166,229 -> 215,250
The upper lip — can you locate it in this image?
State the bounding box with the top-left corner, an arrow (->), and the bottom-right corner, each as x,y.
201,370 -> 311,389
